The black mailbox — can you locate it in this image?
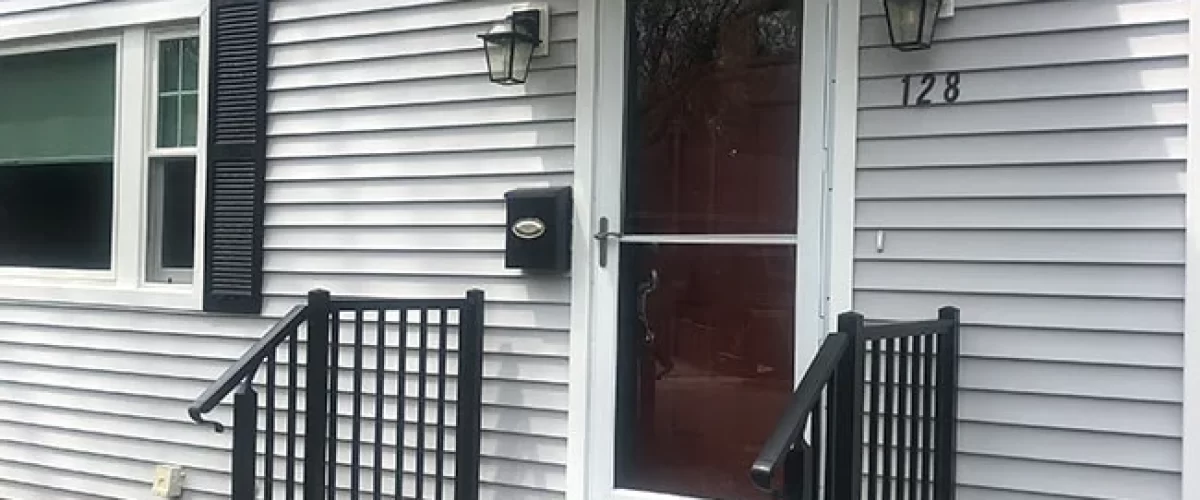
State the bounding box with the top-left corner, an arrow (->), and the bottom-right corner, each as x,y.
504,187 -> 572,272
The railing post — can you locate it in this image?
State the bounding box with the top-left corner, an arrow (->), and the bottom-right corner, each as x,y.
935,306 -> 961,500
782,440 -> 810,500
232,378 -> 258,500
455,289 -> 485,500
305,289 -> 331,500
832,312 -> 865,500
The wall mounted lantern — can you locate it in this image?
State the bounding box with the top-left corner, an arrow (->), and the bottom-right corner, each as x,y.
479,5 -> 549,85
883,0 -> 944,51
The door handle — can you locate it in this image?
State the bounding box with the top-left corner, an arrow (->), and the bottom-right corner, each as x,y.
593,216 -> 622,267
637,269 -> 673,379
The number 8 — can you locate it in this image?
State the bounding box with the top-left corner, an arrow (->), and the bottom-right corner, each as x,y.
944,72 -> 961,103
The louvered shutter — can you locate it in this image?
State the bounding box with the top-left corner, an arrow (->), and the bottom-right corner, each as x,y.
203,0 -> 268,313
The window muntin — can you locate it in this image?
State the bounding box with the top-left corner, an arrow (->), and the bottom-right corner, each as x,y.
156,37 -> 200,148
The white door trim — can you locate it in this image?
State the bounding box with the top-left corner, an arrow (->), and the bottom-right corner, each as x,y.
566,0 -> 862,498
796,0 -> 835,379
564,0 -> 603,495
828,0 -> 861,324
575,0 -> 629,497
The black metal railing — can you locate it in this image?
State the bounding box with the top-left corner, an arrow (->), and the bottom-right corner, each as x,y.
751,307 -> 960,500
749,327 -> 859,499
188,288 -> 486,500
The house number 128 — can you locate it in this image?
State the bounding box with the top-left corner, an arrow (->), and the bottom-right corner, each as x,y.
901,72 -> 962,106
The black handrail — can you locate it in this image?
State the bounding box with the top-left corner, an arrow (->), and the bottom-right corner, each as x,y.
187,288 -> 486,500
750,307 -> 959,500
750,331 -> 850,490
861,318 -> 954,340
187,304 -> 307,432
331,296 -> 466,309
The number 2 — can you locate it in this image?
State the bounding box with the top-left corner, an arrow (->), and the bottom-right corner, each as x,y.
915,73 -> 936,105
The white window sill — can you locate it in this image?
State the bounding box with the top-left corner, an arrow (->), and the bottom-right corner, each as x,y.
0,280 -> 202,311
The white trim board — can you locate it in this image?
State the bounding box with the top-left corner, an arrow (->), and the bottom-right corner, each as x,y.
0,0 -> 204,43
1180,0 -> 1200,498
795,0 -> 834,379
565,0 -> 602,497
829,0 -> 861,320
574,0 -> 627,497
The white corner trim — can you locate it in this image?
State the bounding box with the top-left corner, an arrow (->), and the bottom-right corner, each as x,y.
0,0 -> 204,43
1182,0 -> 1200,498
827,0 -> 860,319
566,0 -> 600,497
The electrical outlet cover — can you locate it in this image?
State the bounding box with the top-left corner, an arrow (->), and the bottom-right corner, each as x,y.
151,464 -> 184,498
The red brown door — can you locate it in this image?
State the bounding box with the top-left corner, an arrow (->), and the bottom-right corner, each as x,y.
613,1 -> 803,498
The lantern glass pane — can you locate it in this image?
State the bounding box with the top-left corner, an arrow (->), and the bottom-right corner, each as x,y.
921,0 -> 942,46
485,38 -> 512,82
886,0 -> 925,46
510,38 -> 535,83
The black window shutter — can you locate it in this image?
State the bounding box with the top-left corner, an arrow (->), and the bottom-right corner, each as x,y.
203,0 -> 268,314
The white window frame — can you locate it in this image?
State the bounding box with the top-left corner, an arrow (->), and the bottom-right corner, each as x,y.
0,35 -> 123,284
146,27 -> 201,285
0,3 -> 208,310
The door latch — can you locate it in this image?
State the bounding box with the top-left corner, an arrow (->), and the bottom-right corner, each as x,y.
593,216 -> 622,267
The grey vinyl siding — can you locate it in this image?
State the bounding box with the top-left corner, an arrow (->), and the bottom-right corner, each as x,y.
855,0 -> 1186,498
0,0 -> 98,15
0,305 -> 272,500
0,0 -> 575,499
263,3 -> 577,497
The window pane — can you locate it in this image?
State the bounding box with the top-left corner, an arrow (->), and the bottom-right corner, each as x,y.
0,44 -> 116,270
159,39 -> 181,92
157,36 -> 200,149
161,159 -> 197,269
623,0 -> 800,235
615,243 -> 795,499
151,158 -> 197,271
0,163 -> 113,269
180,94 -> 198,147
181,37 -> 199,91
159,96 -> 180,148
0,45 -> 116,162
